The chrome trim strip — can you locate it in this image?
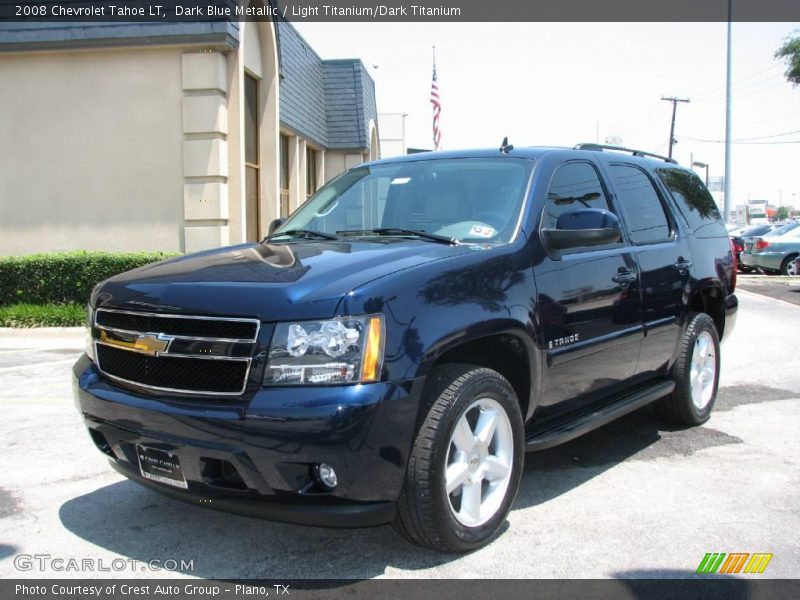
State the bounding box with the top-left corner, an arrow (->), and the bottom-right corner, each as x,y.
510,161 -> 538,244
94,307 -> 261,342
95,341 -> 251,362
94,324 -> 256,344
94,341 -> 252,397
644,316 -> 677,332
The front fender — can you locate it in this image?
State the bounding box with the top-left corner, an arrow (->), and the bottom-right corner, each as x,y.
338,243 -> 541,420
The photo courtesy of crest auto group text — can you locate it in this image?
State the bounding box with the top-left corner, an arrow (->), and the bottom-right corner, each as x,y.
1,0 -> 799,597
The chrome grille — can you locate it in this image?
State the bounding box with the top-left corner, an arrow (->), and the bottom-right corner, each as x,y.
93,308 -> 260,396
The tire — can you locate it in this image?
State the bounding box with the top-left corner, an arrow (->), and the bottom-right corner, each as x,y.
780,255 -> 799,276
394,364 -> 524,553
656,313 -> 720,426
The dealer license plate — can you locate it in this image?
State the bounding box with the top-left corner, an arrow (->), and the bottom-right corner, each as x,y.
136,445 -> 188,489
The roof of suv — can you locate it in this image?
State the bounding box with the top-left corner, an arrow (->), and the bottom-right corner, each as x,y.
366,145 -> 685,171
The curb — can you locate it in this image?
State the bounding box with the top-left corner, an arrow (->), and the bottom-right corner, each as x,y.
0,327 -> 84,337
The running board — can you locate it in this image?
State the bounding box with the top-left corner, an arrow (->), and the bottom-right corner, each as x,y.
525,380 -> 675,451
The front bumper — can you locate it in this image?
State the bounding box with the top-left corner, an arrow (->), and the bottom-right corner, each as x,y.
73,355 -> 423,527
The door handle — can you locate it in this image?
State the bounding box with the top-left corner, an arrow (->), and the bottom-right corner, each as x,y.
674,258 -> 692,272
612,270 -> 637,285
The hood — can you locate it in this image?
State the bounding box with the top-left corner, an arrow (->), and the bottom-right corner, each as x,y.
93,239 -> 472,321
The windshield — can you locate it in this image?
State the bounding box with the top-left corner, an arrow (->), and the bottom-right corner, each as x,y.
273,158 -> 534,244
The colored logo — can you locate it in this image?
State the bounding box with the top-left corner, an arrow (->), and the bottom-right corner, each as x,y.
100,330 -> 173,356
696,552 -> 773,574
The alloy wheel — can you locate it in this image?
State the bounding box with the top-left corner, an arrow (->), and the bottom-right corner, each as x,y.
690,331 -> 717,410
445,397 -> 514,527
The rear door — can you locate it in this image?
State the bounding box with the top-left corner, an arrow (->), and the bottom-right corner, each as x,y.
533,160 -> 643,417
604,162 -> 690,374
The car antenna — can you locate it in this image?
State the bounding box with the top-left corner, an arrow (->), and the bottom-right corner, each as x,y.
499,137 -> 514,153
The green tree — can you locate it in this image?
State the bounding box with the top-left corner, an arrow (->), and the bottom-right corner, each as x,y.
775,206 -> 790,221
775,34 -> 800,86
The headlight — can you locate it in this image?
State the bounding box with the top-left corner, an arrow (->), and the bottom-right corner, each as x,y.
264,315 -> 384,385
85,304 -> 95,361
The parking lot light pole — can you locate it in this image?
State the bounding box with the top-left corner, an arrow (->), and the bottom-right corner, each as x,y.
723,0 -> 733,224
692,161 -> 709,187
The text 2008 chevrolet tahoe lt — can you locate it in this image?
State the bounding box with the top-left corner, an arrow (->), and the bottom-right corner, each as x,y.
74,144 -> 737,552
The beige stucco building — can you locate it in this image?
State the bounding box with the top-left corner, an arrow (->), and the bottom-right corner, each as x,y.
0,20 -> 379,255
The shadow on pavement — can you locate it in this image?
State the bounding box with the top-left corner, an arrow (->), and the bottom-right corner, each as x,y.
615,570 -> 760,599
59,480 -> 450,578
516,403 -> 742,509
59,387 -> 775,578
0,544 -> 18,561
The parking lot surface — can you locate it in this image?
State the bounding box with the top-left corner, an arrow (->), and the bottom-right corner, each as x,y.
737,273 -> 800,307
1,288 -> 798,579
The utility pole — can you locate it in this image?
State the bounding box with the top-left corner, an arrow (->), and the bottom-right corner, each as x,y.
661,96 -> 690,159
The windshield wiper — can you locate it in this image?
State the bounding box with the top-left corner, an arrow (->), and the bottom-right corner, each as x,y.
267,229 -> 338,241
337,228 -> 458,245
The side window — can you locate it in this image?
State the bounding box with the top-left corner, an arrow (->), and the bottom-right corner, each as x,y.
542,161 -> 612,231
657,168 -> 726,238
610,165 -> 672,245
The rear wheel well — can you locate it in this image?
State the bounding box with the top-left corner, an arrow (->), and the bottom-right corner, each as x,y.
781,253 -> 799,269
689,286 -> 725,337
429,334 -> 531,419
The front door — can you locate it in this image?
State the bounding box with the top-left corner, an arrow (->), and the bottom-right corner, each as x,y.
533,160 -> 643,418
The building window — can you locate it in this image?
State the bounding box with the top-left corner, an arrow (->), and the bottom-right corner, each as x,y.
244,73 -> 260,242
280,134 -> 290,218
306,147 -> 317,200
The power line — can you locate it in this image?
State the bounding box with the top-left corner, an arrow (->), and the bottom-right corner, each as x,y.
692,62 -> 782,99
738,111 -> 800,128
693,79 -> 790,104
678,134 -> 800,144
693,71 -> 783,100
732,129 -> 800,141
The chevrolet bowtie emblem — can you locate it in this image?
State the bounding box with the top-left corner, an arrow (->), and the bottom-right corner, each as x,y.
100,330 -> 173,356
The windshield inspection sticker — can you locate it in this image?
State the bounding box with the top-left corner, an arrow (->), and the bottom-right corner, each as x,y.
470,225 -> 495,238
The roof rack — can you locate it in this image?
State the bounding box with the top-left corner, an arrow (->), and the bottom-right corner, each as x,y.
573,143 -> 678,164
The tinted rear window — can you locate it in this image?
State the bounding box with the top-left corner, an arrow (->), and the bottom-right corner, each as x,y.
610,164 -> 672,245
657,168 -> 726,238
742,225 -> 772,237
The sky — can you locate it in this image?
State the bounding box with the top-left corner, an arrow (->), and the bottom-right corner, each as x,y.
294,21 -> 800,210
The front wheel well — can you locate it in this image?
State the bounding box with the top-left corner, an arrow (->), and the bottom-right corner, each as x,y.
428,334 -> 531,419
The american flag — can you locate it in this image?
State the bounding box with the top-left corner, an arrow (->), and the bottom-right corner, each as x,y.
430,48 -> 442,151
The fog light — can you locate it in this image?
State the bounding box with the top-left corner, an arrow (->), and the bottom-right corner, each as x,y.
315,463 -> 338,490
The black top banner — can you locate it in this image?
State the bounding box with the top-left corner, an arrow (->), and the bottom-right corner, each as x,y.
1,0 -> 800,22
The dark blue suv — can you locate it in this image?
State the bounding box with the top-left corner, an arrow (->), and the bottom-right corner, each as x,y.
74,143 -> 737,552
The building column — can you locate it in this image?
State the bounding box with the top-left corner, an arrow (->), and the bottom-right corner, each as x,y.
316,149 -> 326,188
181,51 -> 230,252
288,135 -> 307,212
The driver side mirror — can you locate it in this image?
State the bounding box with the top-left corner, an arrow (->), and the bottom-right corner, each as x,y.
541,208 -> 622,251
268,218 -> 285,236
